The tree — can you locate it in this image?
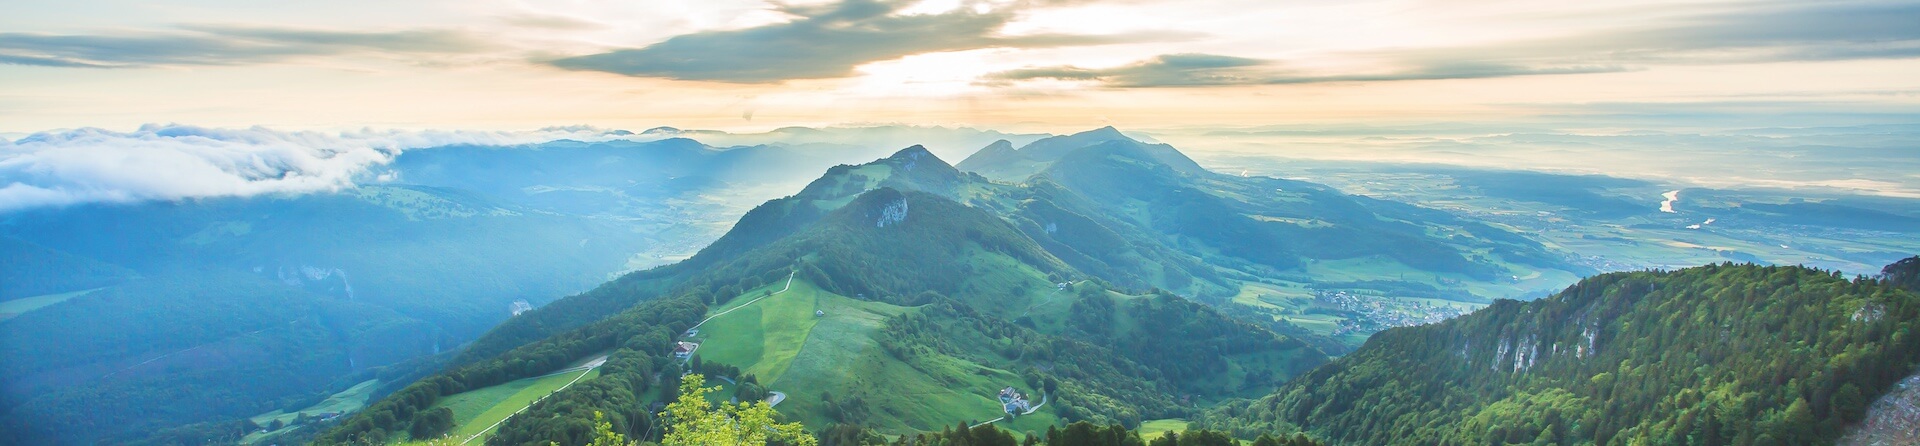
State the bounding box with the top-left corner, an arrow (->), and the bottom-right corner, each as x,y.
588,411 -> 632,446
410,407 -> 454,440
1834,383 -> 1867,423
661,374 -> 816,446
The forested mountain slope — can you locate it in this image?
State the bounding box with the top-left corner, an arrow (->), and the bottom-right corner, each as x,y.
1197,259 -> 1920,445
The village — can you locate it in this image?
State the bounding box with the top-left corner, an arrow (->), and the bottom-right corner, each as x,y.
1316,290 -> 1471,337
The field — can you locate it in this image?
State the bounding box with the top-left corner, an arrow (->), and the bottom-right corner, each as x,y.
1138,419 -> 1189,441
696,279 -> 1063,434
429,365 -> 601,444
240,379 -> 381,444
0,288 -> 102,322
695,279 -> 839,381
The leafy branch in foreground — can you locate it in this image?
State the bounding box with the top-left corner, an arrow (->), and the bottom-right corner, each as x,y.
662,374 -> 816,446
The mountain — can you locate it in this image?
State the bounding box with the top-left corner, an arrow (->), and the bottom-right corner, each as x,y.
315,148 -> 1332,445
439,145 -> 984,364
958,127 -> 1203,181
1194,259 -> 1920,445
958,129 -> 1593,354
463,129 -> 1590,373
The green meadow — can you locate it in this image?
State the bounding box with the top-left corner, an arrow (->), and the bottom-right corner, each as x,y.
696,279 -> 1063,435
428,367 -> 600,444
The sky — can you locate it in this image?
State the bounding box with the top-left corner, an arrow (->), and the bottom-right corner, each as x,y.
2,0 -> 1919,133
3,0 -> 1919,211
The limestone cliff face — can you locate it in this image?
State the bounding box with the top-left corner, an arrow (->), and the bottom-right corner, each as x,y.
1840,372 -> 1920,446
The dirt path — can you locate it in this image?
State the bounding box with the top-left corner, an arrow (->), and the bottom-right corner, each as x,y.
691,271 -> 796,330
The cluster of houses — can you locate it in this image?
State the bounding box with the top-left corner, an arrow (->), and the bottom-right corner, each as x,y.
998,387 -> 1035,416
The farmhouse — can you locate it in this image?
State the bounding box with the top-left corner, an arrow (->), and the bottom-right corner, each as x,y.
674,341 -> 698,360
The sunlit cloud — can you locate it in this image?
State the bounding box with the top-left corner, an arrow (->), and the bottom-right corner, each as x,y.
0,25 -> 495,68
548,0 -> 1185,83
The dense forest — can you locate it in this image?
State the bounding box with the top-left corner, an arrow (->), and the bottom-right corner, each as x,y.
1196,259 -> 1920,445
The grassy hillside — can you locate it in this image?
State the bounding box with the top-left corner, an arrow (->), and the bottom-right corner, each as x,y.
1197,260 -> 1920,445
432,367 -> 600,443
696,279 -> 1062,433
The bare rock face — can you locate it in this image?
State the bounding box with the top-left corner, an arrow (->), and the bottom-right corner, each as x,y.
1840,373 -> 1920,446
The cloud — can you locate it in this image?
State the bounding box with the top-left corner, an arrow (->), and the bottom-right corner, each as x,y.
548,0 -> 1179,83
987,53 -> 1625,87
0,124 -> 644,212
991,1 -> 1920,88
497,13 -> 607,31
1394,1 -> 1920,67
0,25 -> 493,68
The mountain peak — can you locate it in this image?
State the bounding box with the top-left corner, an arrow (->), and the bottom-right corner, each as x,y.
1081,126 -> 1125,138
1049,138 -> 1208,177
888,144 -> 936,160
883,145 -> 958,174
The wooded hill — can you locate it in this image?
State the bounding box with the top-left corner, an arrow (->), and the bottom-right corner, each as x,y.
1196,259 -> 1920,445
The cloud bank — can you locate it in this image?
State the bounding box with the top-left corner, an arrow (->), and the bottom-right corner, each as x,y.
0,124 -> 640,212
